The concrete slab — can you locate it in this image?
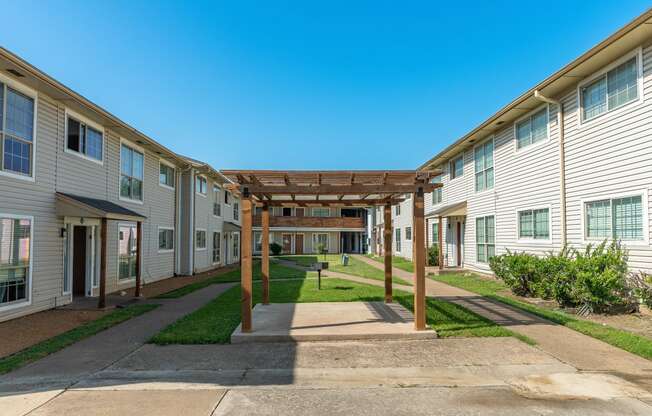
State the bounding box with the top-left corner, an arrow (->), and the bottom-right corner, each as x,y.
28,389 -> 226,416
0,389 -> 63,416
231,302 -> 437,343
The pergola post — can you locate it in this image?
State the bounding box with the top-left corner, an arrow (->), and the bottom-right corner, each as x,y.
413,187 -> 426,330
261,204 -> 270,305
383,204 -> 393,303
98,218 -> 107,309
241,197 -> 254,332
135,221 -> 143,298
438,216 -> 444,270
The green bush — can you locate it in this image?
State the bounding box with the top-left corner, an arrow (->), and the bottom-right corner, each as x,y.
539,247 -> 575,304
629,271 -> 652,308
489,250 -> 542,297
270,242 -> 282,256
428,244 -> 439,266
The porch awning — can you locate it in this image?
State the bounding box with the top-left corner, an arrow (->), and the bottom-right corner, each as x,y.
426,201 -> 467,217
56,192 -> 146,222
223,221 -> 241,233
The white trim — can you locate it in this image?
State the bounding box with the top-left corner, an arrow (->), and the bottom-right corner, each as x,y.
515,205 -> 553,245
157,226 -> 175,253
195,228 -> 207,251
118,138 -> 145,205
63,108 -> 105,165
577,47 -> 644,127
0,74 -> 38,183
195,175 -> 208,197
158,159 -> 176,191
580,189 -> 649,246
513,103 -> 551,154
473,136 -> 495,193
448,152 -> 465,182
0,213 -> 34,312
116,221 -> 138,283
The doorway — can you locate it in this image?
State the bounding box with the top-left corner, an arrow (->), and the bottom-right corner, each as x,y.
282,234 -> 292,254
73,226 -> 87,296
295,234 -> 304,255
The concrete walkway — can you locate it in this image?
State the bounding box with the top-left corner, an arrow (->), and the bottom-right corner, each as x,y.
351,254 -> 652,391
0,282 -> 235,392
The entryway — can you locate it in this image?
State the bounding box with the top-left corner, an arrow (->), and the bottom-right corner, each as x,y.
64,219 -> 100,298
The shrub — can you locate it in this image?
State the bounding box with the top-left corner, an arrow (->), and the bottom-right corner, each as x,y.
489,250 -> 542,297
539,247 -> 575,304
427,244 -> 439,266
270,242 -> 282,256
628,271 -> 652,308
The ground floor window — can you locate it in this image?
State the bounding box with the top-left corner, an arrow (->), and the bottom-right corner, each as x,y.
213,232 -> 221,264
158,227 -> 174,251
585,195 -> 644,241
395,228 -> 401,252
0,216 -> 31,306
118,224 -> 137,280
405,226 -> 412,241
232,232 -> 240,259
196,229 -> 207,250
518,208 -> 549,240
476,216 -> 495,263
312,233 -> 328,253
254,231 -> 262,252
432,222 -> 439,245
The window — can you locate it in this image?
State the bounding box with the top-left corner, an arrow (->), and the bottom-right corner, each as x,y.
159,162 -> 174,188
405,227 -> 412,241
195,230 -> 207,249
0,216 -> 31,306
233,232 -> 240,259
66,116 -> 103,162
395,228 -> 401,252
254,231 -> 262,252
212,232 -> 221,263
585,195 -> 643,241
518,208 -> 549,240
450,155 -> 463,179
432,222 -> 439,246
395,204 -> 401,216
474,140 -> 494,192
195,176 -> 207,195
224,191 -> 231,205
120,144 -> 144,201
233,201 -> 239,221
581,56 -> 638,121
476,216 -> 495,263
158,228 -> 174,252
212,186 -> 221,216
313,233 -> 328,253
282,207 -> 293,217
1,84 -> 35,177
516,108 -> 548,149
431,176 -> 442,205
118,224 -> 138,280
312,207 -> 330,217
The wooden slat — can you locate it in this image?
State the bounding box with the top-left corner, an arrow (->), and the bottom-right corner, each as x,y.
242,183 -> 440,195
261,204 -> 270,305
241,198 -> 253,332
259,198 -> 405,207
413,189 -> 426,330
383,204 -> 393,304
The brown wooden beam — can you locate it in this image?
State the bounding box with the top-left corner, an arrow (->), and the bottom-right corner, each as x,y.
258,198 -> 406,207
241,198 -> 254,332
383,204 -> 393,303
98,218 -> 107,309
135,221 -> 143,298
242,183 -> 440,195
261,204 -> 270,305
413,188 -> 426,330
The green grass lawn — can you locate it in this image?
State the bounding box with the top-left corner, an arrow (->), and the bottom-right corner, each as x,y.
366,254 -> 414,273
431,273 -> 652,360
0,303 -> 159,375
276,254 -> 413,286
150,278 -> 522,345
156,262 -> 316,299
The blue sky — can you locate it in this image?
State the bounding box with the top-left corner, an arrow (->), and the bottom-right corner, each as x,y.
2,1 -> 650,169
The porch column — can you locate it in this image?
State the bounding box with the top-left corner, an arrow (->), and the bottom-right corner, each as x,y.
438,216 -> 444,270
135,221 -> 143,298
383,204 -> 393,303
241,197 -> 253,332
413,187 -> 426,330
261,204 -> 270,305
98,218 -> 107,309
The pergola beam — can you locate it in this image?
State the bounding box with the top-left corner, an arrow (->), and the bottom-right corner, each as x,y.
241,183 -> 440,195
257,198 -> 405,207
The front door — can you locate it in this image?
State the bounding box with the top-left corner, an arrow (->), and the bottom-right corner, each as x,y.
282,234 -> 292,254
295,234 -> 304,254
73,226 -> 86,296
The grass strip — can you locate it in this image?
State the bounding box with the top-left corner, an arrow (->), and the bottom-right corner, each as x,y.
365,254 -> 415,273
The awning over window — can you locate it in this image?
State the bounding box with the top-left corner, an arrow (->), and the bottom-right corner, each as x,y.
56,192 -> 146,222
427,201 -> 467,218
223,221 -> 241,233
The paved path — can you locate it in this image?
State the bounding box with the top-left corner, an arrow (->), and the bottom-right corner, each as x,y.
0,282 -> 235,392
351,254 -> 652,391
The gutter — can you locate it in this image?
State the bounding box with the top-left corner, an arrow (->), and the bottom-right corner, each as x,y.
534,90 -> 567,247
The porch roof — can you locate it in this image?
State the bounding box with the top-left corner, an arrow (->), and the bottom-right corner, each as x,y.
56,192 -> 146,222
427,201 -> 467,218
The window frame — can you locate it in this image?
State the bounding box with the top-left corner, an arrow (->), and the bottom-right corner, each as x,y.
516,206 -> 552,244
233,200 -> 239,221
224,191 -> 231,206
580,190 -> 649,246
0,213 -> 34,311
474,137 -> 495,193
213,185 -> 222,217
195,175 -> 207,197
475,215 -> 495,264
405,226 -> 412,241
119,139 -> 145,204
157,226 -> 174,253
195,228 -> 207,251
117,222 -> 138,282
0,73 -> 38,182
449,153 -> 464,181
395,228 -> 401,252
577,47 -> 643,126
64,108 -> 105,165
311,207 -> 330,217
513,104 -> 550,153
212,231 -> 221,264
431,175 -> 443,205
158,159 -> 175,190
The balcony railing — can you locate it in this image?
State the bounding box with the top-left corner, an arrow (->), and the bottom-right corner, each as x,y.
253,215 -> 365,229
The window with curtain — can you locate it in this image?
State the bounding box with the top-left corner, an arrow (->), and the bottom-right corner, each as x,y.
118,224 -> 138,280
450,155 -> 464,179
0,217 -> 31,305
474,140 -> 494,192
516,108 -> 548,149
67,116 -> 103,161
159,163 -> 174,188
120,144 -> 144,201
476,216 -> 495,263
158,228 -> 174,251
431,175 -> 442,204
213,232 -> 221,263
518,208 -> 549,240
1,85 -> 35,177
582,56 -> 638,121
395,228 -> 401,252
585,195 -> 643,240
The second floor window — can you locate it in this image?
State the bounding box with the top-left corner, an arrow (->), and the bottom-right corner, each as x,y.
405,227 -> 412,241
225,191 -> 231,205
395,204 -> 401,216
159,163 -> 174,188
195,176 -> 207,195
450,155 -> 463,179
431,176 -> 442,204
516,108 -> 547,150
474,140 -> 494,192
582,56 -> 638,122
312,207 -> 330,217
120,144 -> 144,201
1,84 -> 35,177
67,116 -> 103,162
213,186 -> 221,216
233,201 -> 239,221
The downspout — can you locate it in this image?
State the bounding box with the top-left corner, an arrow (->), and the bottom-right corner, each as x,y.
534,90 -> 567,247
174,168 -> 181,276
190,169 -> 196,274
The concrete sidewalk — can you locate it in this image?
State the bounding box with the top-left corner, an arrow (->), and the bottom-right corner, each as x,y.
351,254 -> 652,391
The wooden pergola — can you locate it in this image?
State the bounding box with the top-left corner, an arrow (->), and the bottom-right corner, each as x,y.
221,170 -> 442,331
